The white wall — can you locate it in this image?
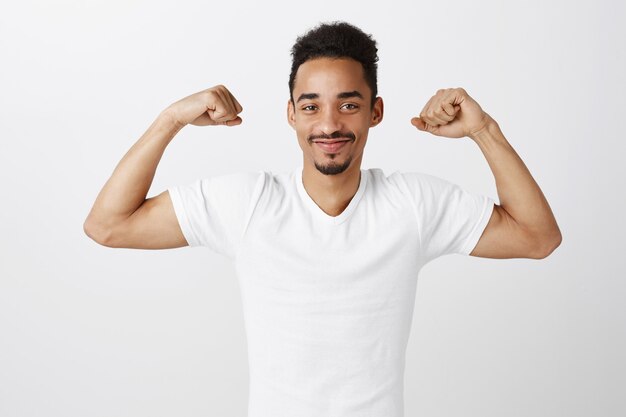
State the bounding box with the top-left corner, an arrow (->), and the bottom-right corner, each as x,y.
1,0 -> 624,416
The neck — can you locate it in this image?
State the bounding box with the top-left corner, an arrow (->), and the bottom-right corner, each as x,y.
301,158 -> 362,217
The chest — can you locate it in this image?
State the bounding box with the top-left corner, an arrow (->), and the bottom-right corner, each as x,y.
235,199 -> 423,300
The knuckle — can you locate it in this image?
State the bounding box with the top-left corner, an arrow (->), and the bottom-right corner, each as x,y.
205,90 -> 218,100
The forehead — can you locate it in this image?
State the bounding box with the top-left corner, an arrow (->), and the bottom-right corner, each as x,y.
293,57 -> 369,96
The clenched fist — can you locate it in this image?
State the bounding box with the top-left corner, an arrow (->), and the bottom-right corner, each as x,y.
165,85 -> 243,127
411,88 -> 492,139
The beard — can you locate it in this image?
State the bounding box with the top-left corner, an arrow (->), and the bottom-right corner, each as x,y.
308,130 -> 356,176
314,154 -> 353,175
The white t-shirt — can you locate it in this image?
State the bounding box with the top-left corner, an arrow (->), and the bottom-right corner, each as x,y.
168,166 -> 495,417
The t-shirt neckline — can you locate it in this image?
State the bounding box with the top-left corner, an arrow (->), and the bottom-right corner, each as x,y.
295,165 -> 368,225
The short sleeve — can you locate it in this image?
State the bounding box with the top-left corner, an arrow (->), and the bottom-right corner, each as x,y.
393,172 -> 495,260
167,171 -> 265,258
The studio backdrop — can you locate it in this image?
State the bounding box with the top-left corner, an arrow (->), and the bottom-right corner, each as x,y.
1,0 -> 624,416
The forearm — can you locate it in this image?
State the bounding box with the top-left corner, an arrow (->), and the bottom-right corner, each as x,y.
470,117 -> 561,242
84,109 -> 183,232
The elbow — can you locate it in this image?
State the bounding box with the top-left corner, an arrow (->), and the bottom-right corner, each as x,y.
83,218 -> 115,247
531,228 -> 563,259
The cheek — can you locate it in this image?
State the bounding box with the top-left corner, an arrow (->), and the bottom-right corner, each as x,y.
294,120 -> 313,136
295,126 -> 310,145
348,113 -> 370,127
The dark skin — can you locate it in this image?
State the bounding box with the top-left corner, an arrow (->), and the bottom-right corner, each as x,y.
85,58 -> 561,259
287,57 -> 383,217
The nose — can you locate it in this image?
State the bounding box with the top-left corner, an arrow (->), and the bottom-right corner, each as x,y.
317,107 -> 343,135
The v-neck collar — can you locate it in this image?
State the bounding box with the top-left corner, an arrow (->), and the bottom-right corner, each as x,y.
295,165 -> 368,225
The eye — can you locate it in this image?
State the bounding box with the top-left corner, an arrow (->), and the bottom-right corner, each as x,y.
341,103 -> 359,110
301,105 -> 317,111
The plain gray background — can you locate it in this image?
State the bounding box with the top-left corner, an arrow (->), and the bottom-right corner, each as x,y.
1,0 -> 624,416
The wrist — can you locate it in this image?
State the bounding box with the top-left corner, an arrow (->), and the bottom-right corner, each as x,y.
468,115 -> 501,143
143,109 -> 185,145
159,107 -> 187,131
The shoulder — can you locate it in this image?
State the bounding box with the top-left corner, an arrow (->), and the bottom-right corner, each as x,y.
366,167 -> 444,183
203,168 -> 310,200
365,168 -> 452,196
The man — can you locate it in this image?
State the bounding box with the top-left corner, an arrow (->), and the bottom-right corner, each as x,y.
84,21 -> 561,417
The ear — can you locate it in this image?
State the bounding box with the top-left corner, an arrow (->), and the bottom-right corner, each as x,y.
370,96 -> 384,127
287,99 -> 296,129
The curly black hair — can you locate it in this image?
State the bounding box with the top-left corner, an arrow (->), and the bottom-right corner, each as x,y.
289,21 -> 379,108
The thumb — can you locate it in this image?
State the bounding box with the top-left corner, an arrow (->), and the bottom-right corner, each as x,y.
411,117 -> 427,131
411,117 -> 441,135
224,116 -> 243,126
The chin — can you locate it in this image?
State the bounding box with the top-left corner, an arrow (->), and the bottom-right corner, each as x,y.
314,157 -> 352,175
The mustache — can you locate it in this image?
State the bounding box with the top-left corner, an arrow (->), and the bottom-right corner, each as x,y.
308,131 -> 356,143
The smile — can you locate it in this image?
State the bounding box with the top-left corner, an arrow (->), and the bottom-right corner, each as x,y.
313,139 -> 352,153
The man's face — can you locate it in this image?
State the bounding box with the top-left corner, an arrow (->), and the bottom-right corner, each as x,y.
288,57 -> 383,176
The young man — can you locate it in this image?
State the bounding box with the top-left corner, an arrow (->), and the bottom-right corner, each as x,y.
84,21 -> 561,417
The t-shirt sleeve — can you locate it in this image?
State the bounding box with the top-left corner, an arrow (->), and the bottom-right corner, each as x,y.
166,171 -> 265,258
394,171 -> 496,260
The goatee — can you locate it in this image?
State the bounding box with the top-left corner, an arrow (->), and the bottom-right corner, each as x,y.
314,156 -> 352,175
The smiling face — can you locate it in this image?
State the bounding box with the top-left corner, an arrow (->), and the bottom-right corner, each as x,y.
288,57 -> 383,176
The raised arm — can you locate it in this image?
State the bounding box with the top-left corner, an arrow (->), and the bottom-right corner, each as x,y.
83,85 -> 243,249
411,87 -> 562,259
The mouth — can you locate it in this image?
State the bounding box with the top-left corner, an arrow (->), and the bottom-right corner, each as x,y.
312,139 -> 352,153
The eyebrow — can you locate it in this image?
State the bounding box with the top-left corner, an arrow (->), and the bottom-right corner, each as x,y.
296,90 -> 364,102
